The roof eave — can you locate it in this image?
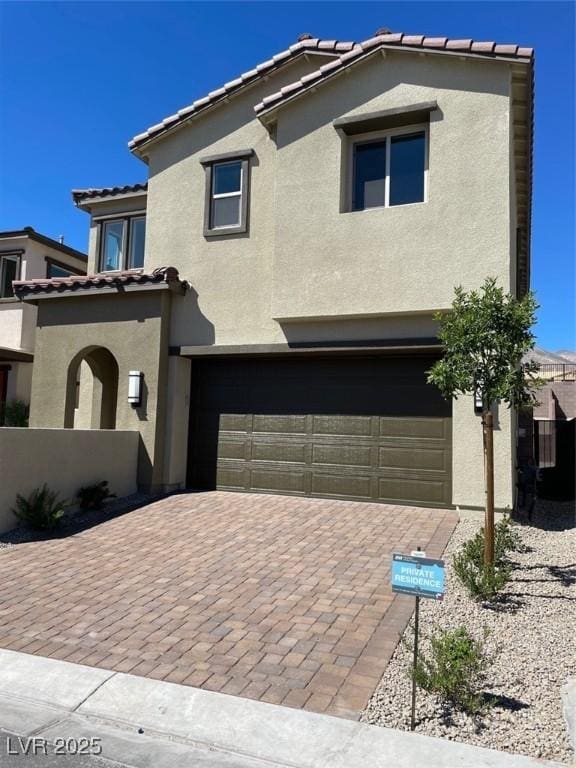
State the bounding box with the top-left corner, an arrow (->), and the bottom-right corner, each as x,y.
73,188 -> 148,211
127,46 -> 347,159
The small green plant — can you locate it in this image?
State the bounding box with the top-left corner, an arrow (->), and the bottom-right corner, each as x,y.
411,625 -> 492,715
12,484 -> 66,531
0,399 -> 29,427
77,480 -> 116,511
453,516 -> 521,600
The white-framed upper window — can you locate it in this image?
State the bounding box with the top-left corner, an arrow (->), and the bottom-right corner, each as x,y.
350,126 -> 428,211
100,216 -> 146,272
0,255 -> 19,298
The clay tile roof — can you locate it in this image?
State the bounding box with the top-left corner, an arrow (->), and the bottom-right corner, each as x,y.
254,31 -> 534,116
72,183 -> 148,204
13,266 -> 183,299
128,31 -> 533,152
128,38 -> 355,153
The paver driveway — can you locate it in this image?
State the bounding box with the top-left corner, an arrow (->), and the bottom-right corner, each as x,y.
0,492 -> 457,719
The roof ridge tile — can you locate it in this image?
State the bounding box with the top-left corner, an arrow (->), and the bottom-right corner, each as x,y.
254,32 -> 534,117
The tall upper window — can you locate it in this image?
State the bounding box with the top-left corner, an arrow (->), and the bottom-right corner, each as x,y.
201,149 -> 253,237
211,162 -> 243,229
100,216 -> 146,271
0,255 -> 19,298
352,130 -> 426,211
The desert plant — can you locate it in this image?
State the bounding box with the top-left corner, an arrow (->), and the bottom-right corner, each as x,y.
453,516 -> 521,600
0,399 -> 29,427
12,484 -> 66,531
77,480 -> 116,511
428,278 -> 541,564
411,625 -> 492,715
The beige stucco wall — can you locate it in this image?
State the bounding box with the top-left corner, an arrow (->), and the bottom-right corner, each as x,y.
272,52 -> 512,320
0,427 -> 138,533
29,290 -> 172,490
144,50 -> 513,347
146,56 -> 339,348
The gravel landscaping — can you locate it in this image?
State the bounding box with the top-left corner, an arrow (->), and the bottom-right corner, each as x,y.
363,499 -> 576,764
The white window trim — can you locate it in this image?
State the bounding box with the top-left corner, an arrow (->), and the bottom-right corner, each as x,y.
347,123 -> 429,213
210,161 -> 244,231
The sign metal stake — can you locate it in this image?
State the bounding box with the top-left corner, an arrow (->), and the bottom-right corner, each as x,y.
410,594 -> 420,731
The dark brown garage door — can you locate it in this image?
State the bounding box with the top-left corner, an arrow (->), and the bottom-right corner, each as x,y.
187,355 -> 452,507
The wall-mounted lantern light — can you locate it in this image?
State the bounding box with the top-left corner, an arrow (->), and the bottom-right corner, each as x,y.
474,388 -> 483,414
128,371 -> 143,407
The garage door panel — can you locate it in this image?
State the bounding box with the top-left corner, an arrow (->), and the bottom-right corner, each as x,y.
378,445 -> 448,472
312,414 -> 373,437
188,356 -> 452,507
219,413 -> 250,432
311,472 -> 372,499
251,440 -> 308,464
377,476 -> 447,505
217,465 -> 247,489
379,417 -> 448,439
253,414 -> 308,434
250,469 -> 307,494
217,439 -> 247,460
312,444 -> 373,468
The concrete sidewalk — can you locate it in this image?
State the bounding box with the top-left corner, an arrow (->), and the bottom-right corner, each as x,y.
0,650 -> 563,768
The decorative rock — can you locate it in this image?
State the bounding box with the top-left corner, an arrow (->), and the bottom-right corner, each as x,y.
362,499 -> 576,764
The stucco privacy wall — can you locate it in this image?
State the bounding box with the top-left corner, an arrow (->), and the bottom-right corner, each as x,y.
452,397 -> 514,510
29,291 -> 171,490
272,52 -> 513,320
0,427 -> 138,533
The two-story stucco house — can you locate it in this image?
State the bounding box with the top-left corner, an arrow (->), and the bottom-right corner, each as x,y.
13,30 -> 533,511
0,228 -> 87,414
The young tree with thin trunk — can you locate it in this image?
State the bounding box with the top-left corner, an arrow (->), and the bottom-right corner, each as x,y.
428,278 -> 540,564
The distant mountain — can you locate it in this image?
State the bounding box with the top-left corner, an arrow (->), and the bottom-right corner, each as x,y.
557,350 -> 576,363
524,347 -> 576,366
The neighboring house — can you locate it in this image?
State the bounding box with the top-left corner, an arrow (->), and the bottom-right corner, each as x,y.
529,364 -> 575,500
13,30 -> 534,511
0,228 -> 87,413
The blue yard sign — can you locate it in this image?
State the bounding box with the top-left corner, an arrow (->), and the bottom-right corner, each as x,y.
391,553 -> 445,600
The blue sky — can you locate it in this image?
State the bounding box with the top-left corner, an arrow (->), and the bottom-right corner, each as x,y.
0,1 -> 574,350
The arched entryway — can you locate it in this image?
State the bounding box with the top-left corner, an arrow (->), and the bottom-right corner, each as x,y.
64,346 -> 119,429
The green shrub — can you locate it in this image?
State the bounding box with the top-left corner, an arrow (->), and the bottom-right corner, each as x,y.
411,626 -> 492,715
77,480 -> 115,511
453,516 -> 521,601
0,399 -> 29,427
494,514 -> 523,558
12,484 -> 66,531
